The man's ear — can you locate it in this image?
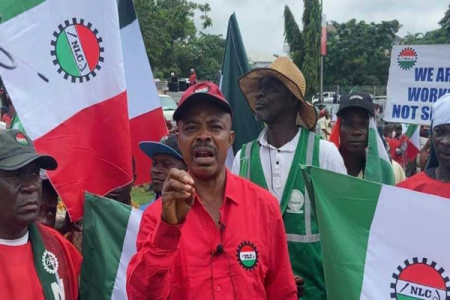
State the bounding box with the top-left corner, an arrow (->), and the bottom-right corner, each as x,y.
229,131 -> 236,148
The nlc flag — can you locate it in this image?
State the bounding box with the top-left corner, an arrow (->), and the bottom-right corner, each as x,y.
118,0 -> 168,185
0,0 -> 132,221
302,166 -> 450,300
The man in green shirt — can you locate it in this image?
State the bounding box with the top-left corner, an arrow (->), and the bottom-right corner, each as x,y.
232,57 -> 346,300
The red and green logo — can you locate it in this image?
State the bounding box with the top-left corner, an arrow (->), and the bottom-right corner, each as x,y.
16,133 -> 28,146
236,241 -> 259,271
397,47 -> 418,70
51,19 -> 104,83
391,258 -> 450,300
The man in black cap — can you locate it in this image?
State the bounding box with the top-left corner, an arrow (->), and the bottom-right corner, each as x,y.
127,82 -> 297,300
330,92 -> 398,184
0,129 -> 81,300
139,134 -> 187,210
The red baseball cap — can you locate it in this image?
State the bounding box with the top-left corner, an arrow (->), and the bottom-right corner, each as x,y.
173,82 -> 233,121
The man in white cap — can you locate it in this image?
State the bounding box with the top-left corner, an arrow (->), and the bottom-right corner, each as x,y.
398,94 -> 450,198
232,57 -> 346,300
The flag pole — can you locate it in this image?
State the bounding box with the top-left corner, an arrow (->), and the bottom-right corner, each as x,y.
319,0 -> 324,104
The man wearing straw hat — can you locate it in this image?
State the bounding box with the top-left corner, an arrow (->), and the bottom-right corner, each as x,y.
232,57 -> 346,300
397,94 -> 450,198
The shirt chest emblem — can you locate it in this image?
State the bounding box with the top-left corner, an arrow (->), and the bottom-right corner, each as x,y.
286,189 -> 305,214
236,241 -> 259,271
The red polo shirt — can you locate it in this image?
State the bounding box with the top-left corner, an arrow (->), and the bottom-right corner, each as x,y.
127,170 -> 296,300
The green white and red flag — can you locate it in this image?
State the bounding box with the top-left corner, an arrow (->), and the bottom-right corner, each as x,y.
303,166 -> 450,300
405,124 -> 420,161
118,0 -> 168,185
0,0 -> 132,220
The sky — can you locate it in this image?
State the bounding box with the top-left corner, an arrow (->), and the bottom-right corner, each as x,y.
193,0 -> 449,55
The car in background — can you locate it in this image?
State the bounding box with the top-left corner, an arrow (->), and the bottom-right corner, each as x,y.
312,92 -> 338,104
159,94 -> 178,121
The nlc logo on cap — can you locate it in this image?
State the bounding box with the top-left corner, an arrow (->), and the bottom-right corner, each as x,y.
194,86 -> 210,94
15,133 -> 29,146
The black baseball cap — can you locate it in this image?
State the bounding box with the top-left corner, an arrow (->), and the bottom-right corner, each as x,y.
0,129 -> 57,171
139,134 -> 184,162
337,92 -> 375,117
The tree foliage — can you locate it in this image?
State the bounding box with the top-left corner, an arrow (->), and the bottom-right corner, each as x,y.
301,0 -> 321,99
323,19 -> 401,86
284,6 -> 303,70
134,0 -> 223,79
439,4 -> 450,35
173,33 -> 225,81
403,5 -> 450,45
284,1 -> 321,100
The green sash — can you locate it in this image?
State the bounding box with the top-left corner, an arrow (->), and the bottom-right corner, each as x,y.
29,223 -> 71,300
239,129 -> 327,300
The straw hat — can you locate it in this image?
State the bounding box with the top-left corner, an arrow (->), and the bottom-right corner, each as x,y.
238,57 -> 318,130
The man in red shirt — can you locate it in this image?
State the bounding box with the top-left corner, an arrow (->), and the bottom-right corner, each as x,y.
398,94 -> 450,198
0,129 -> 82,300
127,82 -> 297,299
189,68 -> 197,86
387,123 -> 408,168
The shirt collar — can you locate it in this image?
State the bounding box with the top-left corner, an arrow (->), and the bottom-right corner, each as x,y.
257,127 -> 301,152
224,169 -> 240,205
0,231 -> 28,246
192,169 -> 240,206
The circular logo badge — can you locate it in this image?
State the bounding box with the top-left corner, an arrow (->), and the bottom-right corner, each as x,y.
391,258 -> 450,300
287,189 -> 305,214
397,47 -> 418,71
15,133 -> 28,146
51,18 -> 104,83
42,250 -> 59,275
236,241 -> 259,271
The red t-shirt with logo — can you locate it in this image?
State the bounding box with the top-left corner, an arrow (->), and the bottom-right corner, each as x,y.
0,226 -> 82,300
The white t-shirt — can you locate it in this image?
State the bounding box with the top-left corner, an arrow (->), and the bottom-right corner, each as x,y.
232,127 -> 347,202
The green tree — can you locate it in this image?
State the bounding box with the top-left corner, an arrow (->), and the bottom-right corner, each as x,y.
174,33 -> 225,81
323,19 -> 400,86
284,6 -> 304,70
439,4 -> 450,36
402,5 -> 450,45
134,0 -> 214,78
284,1 -> 321,100
301,0 -> 321,99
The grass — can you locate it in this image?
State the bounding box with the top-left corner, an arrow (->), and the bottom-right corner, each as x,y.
131,185 -> 155,206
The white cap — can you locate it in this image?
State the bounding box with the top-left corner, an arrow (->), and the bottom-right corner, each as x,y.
0,122 -> 6,130
432,94 -> 450,129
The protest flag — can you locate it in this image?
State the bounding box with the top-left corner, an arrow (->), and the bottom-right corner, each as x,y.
0,0 -> 132,220
80,193 -> 142,300
302,166 -> 450,300
330,118 -> 395,185
118,0 -> 168,185
221,13 -> 264,167
405,124 -> 420,161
